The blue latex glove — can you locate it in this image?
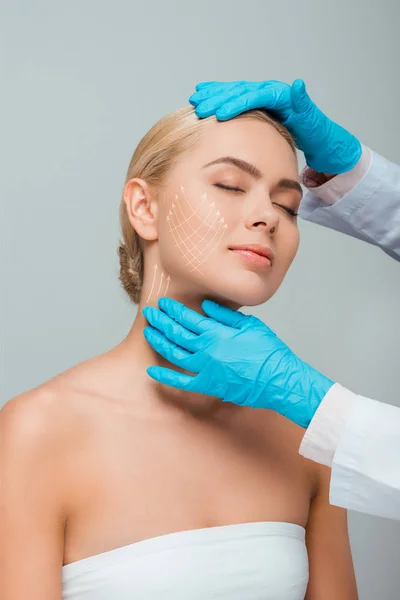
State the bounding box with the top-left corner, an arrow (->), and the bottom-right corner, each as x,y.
143,298 -> 335,428
189,79 -> 362,174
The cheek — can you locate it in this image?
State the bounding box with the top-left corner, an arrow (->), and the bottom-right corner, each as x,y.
275,223 -> 300,268
288,225 -> 300,259
160,185 -> 228,275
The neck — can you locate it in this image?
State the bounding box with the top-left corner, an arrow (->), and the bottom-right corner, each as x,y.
120,291 -> 229,419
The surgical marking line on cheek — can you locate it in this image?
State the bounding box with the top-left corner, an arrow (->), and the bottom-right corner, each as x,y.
178,186 -> 223,237
167,213 -> 199,263
173,218 -> 227,273
167,190 -> 215,263
169,202 -> 216,237
172,197 -> 206,239
173,188 -> 223,239
167,192 -> 208,234
167,187 -> 204,238
170,203 -> 222,247
166,186 -> 228,274
167,199 -> 202,262
167,206 -> 201,244
181,217 -> 226,260
187,221 -> 228,271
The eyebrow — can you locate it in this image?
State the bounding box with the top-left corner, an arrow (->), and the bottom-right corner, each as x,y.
202,156 -> 303,199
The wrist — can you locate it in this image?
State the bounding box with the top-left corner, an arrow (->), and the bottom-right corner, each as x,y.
306,368 -> 336,426
305,133 -> 362,175
302,170 -> 336,188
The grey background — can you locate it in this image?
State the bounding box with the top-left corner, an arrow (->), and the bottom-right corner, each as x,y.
2,0 -> 400,597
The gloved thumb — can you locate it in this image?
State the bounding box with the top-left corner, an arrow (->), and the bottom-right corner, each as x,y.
291,79 -> 313,114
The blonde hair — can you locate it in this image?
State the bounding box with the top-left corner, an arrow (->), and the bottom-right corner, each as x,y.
118,106 -> 296,304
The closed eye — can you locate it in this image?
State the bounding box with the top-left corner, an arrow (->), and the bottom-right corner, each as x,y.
272,203 -> 298,218
214,184 -> 298,217
213,183 -> 245,193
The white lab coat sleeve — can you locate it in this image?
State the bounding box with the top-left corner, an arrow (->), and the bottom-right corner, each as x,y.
299,150 -> 400,262
300,384 -> 400,520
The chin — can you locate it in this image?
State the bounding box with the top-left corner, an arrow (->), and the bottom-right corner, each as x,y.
227,290 -> 275,309
203,271 -> 278,309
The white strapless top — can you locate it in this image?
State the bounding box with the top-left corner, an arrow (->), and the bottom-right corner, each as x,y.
62,521 -> 309,599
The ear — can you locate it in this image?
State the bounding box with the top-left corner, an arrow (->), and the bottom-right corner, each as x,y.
123,178 -> 159,241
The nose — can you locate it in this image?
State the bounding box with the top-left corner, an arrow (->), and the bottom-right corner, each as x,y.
243,196 -> 279,235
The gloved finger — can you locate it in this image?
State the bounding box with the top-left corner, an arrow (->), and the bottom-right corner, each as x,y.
192,83 -> 234,102
201,300 -> 249,329
215,89 -> 289,120
290,79 -> 314,114
189,81 -> 245,103
195,80 -> 219,91
158,297 -> 218,334
193,80 -> 288,106
143,306 -> 199,353
190,82 -> 246,105
195,92 -> 251,118
143,327 -> 197,371
190,89 -> 233,109
147,366 -> 197,391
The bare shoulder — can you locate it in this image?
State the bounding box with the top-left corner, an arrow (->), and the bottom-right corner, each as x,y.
3,344 -> 122,423
3,374 -> 88,447
2,384 -> 71,454
1,354 -> 113,474
1,346 -> 134,474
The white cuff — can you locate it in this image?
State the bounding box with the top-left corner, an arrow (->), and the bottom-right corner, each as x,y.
301,145 -> 372,206
299,383 -> 357,467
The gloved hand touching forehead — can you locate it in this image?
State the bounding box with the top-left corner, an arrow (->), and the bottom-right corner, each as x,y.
143,298 -> 334,429
189,78 -> 361,175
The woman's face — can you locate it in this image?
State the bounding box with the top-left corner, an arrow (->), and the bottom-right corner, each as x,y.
152,117 -> 301,309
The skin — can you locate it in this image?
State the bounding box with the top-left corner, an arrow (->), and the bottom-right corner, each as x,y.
1,117 -> 358,599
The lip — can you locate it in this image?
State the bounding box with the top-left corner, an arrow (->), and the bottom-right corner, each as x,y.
229,244 -> 274,268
